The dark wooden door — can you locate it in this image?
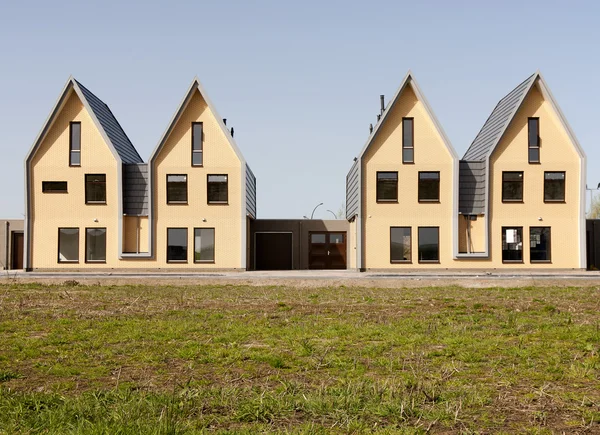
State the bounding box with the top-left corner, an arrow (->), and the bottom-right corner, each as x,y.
11,232 -> 23,270
309,232 -> 346,269
255,233 -> 293,270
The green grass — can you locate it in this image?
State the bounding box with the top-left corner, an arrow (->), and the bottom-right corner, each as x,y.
0,282 -> 599,433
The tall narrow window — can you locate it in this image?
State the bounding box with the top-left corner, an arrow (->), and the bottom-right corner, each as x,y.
528,117 -> 540,163
69,122 -> 81,166
194,228 -> 215,263
502,227 -> 523,262
376,172 -> 398,202
418,227 -> 439,263
86,228 -> 106,263
418,172 -> 440,202
85,174 -> 106,204
58,228 -> 79,263
192,122 -> 203,166
502,172 -> 523,202
402,118 -> 414,163
544,172 -> 565,202
167,228 -> 187,262
167,175 -> 188,204
207,175 -> 228,204
390,227 -> 411,263
530,227 -> 551,262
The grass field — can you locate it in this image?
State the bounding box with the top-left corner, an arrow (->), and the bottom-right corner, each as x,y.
0,281 -> 599,433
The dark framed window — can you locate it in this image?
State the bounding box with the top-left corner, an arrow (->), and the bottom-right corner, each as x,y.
544,172 -> 565,202
167,174 -> 188,204
69,122 -> 81,166
418,172 -> 440,202
418,227 -> 439,263
311,233 -> 326,244
502,172 -> 523,202
194,228 -> 215,263
530,227 -> 551,263
192,122 -> 203,166
376,172 -> 398,202
390,227 -> 411,263
85,174 -> 106,204
528,117 -> 540,163
167,228 -> 187,262
502,227 -> 523,263
85,228 -> 106,263
402,117 -> 414,163
42,181 -> 68,193
58,228 -> 79,263
207,174 -> 228,204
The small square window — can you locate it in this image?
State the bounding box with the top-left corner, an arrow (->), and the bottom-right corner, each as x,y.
418,172 -> 440,202
167,174 -> 188,203
502,172 -> 523,202
376,172 -> 398,202
207,174 -> 228,204
85,174 -> 106,204
544,172 -> 565,202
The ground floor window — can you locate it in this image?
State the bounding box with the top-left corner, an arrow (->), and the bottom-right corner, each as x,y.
390,227 -> 411,263
502,227 -> 523,262
58,228 -> 79,263
86,228 -> 106,263
167,228 -> 188,262
194,228 -> 215,262
418,227 -> 439,263
530,227 -> 551,262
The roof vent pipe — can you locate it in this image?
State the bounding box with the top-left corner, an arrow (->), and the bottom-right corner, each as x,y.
369,124 -> 373,134
223,118 -> 227,125
380,95 -> 385,114
231,127 -> 234,138
377,114 -> 381,122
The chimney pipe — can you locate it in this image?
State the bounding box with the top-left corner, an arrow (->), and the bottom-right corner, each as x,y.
380,95 -> 385,114
377,114 -> 381,122
231,127 -> 234,137
369,124 -> 373,134
223,118 -> 227,125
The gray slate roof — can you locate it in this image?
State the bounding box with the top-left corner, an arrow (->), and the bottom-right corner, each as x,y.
75,80 -> 143,164
458,161 -> 485,214
463,73 -> 537,161
123,163 -> 149,215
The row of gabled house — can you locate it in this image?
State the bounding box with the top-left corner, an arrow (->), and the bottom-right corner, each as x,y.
19,71 -> 586,271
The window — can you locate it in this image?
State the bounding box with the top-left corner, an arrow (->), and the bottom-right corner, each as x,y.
207,174 -> 228,204
530,227 -> 551,262
311,233 -> 326,244
167,175 -> 188,203
167,228 -> 187,262
418,172 -> 440,202
418,227 -> 439,263
528,117 -> 540,163
58,228 -> 79,263
69,122 -> 81,166
544,172 -> 565,202
192,122 -> 203,166
86,228 -> 106,263
502,172 -> 523,202
376,172 -> 398,202
502,227 -> 523,262
85,174 -> 106,204
194,228 -> 215,262
390,227 -> 411,263
402,118 -> 414,163
329,233 -> 344,244
42,181 -> 67,193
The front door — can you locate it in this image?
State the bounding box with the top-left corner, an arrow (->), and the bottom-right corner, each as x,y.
11,232 -> 23,270
309,232 -> 346,269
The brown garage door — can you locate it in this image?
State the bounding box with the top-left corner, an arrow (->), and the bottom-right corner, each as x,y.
255,232 -> 293,270
309,232 -> 346,270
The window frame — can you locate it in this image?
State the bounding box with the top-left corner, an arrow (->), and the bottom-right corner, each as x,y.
502,226 -> 524,263
69,121 -> 81,167
191,122 -> 203,167
84,174 -> 107,205
85,227 -> 107,264
390,226 -> 412,264
502,171 -> 524,203
57,227 -> 79,264
417,226 -> 440,264
528,117 -> 540,164
167,227 -> 188,263
543,171 -> 566,203
207,174 -> 229,204
418,171 -> 440,203
402,117 -> 414,164
376,171 -> 398,203
194,227 -> 215,263
42,181 -> 68,193
166,174 -> 188,204
529,226 -> 551,263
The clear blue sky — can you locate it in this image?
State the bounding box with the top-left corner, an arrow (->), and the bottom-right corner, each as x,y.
1,0 -> 599,219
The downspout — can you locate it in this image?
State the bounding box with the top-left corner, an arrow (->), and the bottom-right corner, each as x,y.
466,218 -> 471,254
5,221 -> 9,270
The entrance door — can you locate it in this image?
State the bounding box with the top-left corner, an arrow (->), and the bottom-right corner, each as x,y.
11,232 -> 23,270
309,232 -> 346,269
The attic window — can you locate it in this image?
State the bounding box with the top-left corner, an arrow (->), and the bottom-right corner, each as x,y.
528,118 -> 540,163
192,122 -> 203,166
69,122 -> 81,166
402,118 -> 414,163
